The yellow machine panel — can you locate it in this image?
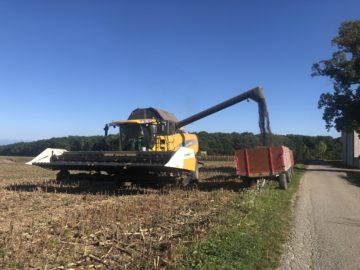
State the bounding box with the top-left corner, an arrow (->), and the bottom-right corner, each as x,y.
152,133 -> 198,153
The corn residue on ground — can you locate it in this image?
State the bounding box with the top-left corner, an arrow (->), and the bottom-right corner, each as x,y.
0,156 -> 246,269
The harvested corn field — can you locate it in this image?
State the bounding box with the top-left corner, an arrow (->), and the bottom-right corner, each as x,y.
0,156 -> 247,269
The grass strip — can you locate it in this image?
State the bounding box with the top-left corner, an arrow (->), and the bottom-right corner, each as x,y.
173,166 -> 304,270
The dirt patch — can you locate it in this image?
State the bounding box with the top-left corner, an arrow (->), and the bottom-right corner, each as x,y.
0,156 -> 32,164
0,159 -> 15,164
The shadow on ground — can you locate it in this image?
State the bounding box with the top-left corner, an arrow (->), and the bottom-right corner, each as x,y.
5,179 -> 159,196
341,171 -> 360,187
298,160 -> 360,187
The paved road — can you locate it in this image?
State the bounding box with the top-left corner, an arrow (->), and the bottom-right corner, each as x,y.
279,163 -> 360,270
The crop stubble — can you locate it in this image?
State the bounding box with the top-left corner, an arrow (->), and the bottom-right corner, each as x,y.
0,156 -> 245,269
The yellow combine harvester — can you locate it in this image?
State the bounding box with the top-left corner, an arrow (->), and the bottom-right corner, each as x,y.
28,86 -> 270,186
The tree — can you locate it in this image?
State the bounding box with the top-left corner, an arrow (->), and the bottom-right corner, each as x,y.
315,141 -> 327,159
312,20 -> 360,133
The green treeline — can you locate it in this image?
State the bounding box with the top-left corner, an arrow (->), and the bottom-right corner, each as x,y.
197,132 -> 341,160
0,132 -> 341,161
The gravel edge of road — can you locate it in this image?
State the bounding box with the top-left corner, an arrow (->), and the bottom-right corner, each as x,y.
278,167 -> 317,270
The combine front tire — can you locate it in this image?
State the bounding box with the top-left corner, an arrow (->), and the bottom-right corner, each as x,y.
56,170 -> 70,182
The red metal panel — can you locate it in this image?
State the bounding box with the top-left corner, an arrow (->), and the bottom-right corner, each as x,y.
245,149 -> 250,176
234,145 -> 294,178
268,146 -> 274,174
280,146 -> 285,171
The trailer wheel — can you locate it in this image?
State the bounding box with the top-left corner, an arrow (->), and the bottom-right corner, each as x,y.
286,170 -> 292,183
279,173 -> 288,190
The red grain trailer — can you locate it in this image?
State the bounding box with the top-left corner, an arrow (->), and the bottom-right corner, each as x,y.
234,146 -> 295,190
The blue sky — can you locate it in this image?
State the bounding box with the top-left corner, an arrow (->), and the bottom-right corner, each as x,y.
0,0 -> 359,141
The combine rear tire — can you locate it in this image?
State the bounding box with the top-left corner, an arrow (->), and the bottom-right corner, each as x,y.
279,173 -> 288,190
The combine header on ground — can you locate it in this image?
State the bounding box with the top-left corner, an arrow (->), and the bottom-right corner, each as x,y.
28,86 -> 271,186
